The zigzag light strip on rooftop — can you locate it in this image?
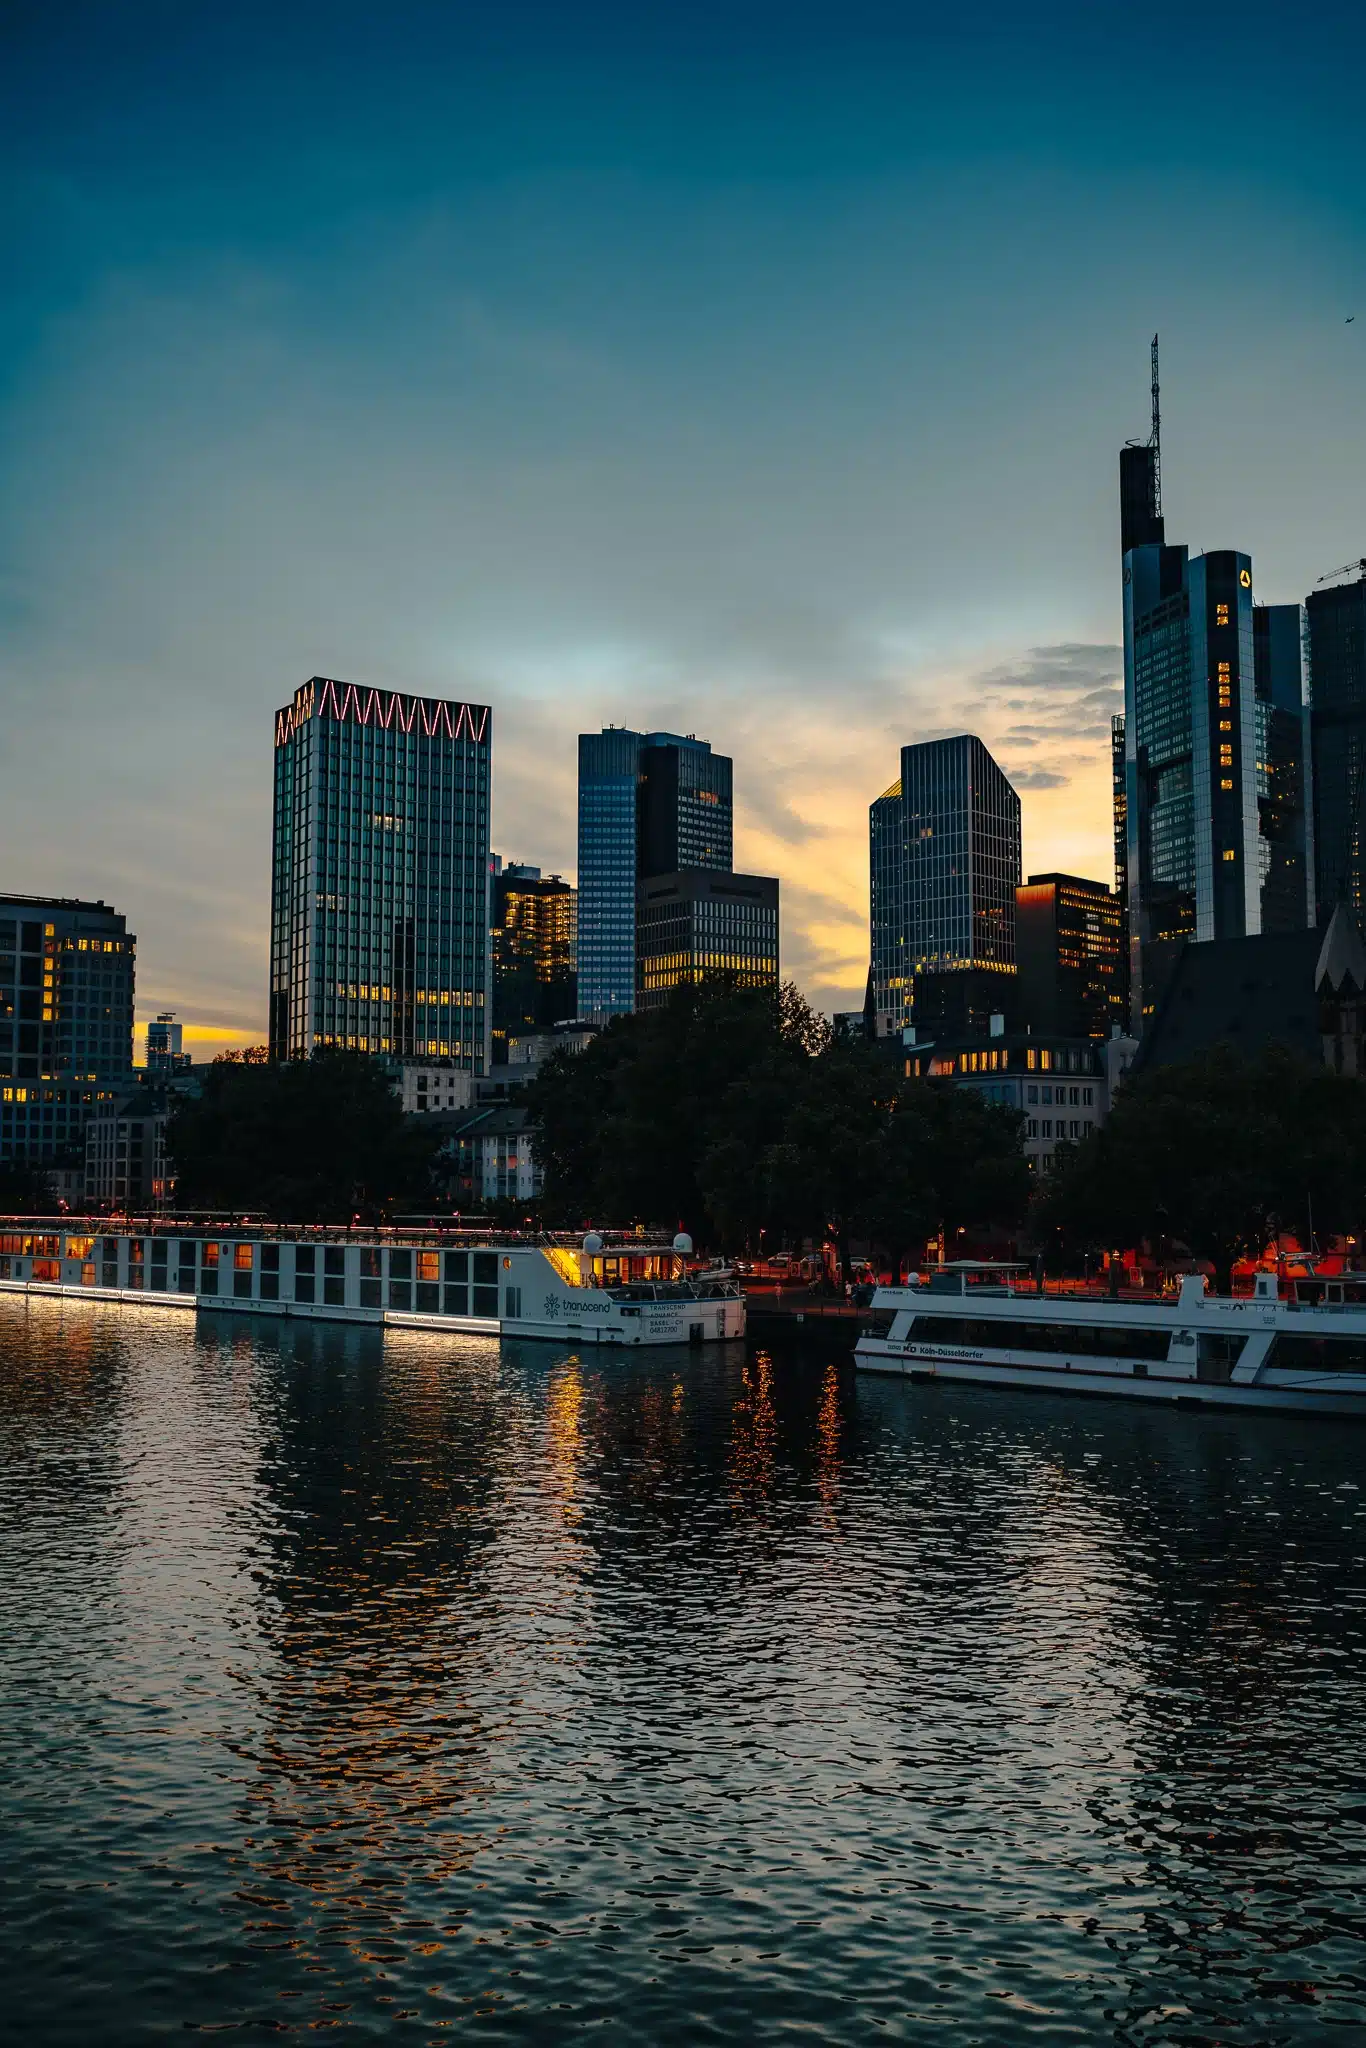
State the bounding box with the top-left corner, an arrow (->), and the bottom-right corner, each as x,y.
274,677 -> 490,747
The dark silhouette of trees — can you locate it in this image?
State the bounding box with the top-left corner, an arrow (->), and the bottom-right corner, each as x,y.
528,980 -> 1030,1255
1037,1043 -> 1366,1290
168,1047 -> 436,1221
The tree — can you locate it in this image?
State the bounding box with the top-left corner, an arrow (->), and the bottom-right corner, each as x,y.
0,1157 -> 57,1216
167,1048 -> 437,1221
1038,1043 -> 1366,1290
528,978 -> 1032,1256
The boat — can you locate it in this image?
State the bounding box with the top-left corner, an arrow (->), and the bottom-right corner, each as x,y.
0,1222 -> 745,1347
854,1261 -> 1366,1418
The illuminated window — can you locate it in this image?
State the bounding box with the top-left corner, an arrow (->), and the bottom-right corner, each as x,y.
1223,849 -> 1237,863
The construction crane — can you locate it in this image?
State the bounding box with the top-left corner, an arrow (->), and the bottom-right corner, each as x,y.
1317,558 -> 1366,585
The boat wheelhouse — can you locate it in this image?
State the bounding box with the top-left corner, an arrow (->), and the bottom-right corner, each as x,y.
855,1262 -> 1366,1419
0,1224 -> 745,1347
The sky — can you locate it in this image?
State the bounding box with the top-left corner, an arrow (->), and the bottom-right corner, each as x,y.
2,0 -> 1364,1054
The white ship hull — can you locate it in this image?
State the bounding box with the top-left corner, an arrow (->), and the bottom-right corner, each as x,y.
856,1274 -> 1366,1420
0,1227 -> 745,1348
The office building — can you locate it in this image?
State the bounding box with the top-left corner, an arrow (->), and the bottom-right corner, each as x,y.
577,726 -> 734,1019
869,735 -> 1021,1039
146,1011 -> 191,1075
269,676 -> 492,1069
84,1093 -> 172,1211
1119,357 -> 1311,1023
636,869 -> 779,1012
1307,561 -> 1366,926
490,861 -> 577,1061
904,1025 -> 1137,1178
0,895 -> 135,1167
1016,873 -> 1127,1040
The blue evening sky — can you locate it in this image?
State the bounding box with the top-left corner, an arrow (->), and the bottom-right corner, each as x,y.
2,1 -> 1363,1041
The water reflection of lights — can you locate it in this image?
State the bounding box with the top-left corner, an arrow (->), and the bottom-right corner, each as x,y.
729,1347 -> 777,1503
816,1356 -> 842,1519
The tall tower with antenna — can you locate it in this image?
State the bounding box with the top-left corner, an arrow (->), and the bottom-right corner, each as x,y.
1118,333 -> 1165,554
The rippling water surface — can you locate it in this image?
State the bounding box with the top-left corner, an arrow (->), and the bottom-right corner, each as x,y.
3,1298 -> 1366,2044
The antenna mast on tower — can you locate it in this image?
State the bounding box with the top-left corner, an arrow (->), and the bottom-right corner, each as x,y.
1149,333 -> 1162,518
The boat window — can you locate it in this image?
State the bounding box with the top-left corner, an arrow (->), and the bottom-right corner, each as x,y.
907,1315 -> 1174,1361
1266,1335 -> 1366,1374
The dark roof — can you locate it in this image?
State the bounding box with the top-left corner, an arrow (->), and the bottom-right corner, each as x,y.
1134,910 -> 1366,1074
425,1105 -> 536,1139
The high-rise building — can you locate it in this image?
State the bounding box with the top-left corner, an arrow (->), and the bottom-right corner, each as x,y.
0,895 -> 135,1167
636,869 -> 779,1012
1119,358 -> 1311,1022
146,1011 -> 191,1075
577,726 -> 734,1020
269,677 -> 491,1068
490,861 -> 577,1062
869,735 -> 1021,1039
1307,562 -> 1366,926
1111,713 -> 1127,900
1015,874 -> 1127,1041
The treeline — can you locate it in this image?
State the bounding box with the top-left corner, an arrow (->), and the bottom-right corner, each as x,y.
168,1047 -> 437,1221
527,982 -> 1031,1264
1040,1042 -> 1366,1289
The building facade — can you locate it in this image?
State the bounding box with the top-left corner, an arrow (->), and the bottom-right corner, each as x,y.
146,1011 -> 191,1075
870,735 -> 1021,1038
636,870 -> 779,1012
577,727 -> 734,1020
0,896 -> 136,1168
1307,564 -> 1366,927
1119,390 -> 1313,1023
1015,873 -> 1127,1040
431,1104 -> 542,1207
84,1095 -> 171,1211
490,861 -> 577,1061
903,1026 -> 1137,1177
269,677 -> 492,1069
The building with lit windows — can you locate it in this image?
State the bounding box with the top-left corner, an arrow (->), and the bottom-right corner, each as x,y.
577,727 -> 733,1020
84,1093 -> 172,1211
146,1011 -> 191,1075
1307,563 -> 1366,927
490,861 -> 577,1061
1118,363 -> 1312,1025
1016,873 -> 1127,1041
0,896 -> 135,1168
869,735 -> 1021,1039
269,677 -> 491,1069
903,1026 -> 1137,1177
636,869 -> 779,1012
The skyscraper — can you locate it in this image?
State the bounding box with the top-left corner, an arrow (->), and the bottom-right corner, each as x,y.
576,727 -> 734,1020
269,677 -> 491,1068
1015,874 -> 1127,1040
490,862 -> 577,1061
1308,562 -> 1366,926
636,870 -> 779,1011
0,894 -> 135,1167
869,735 -> 1021,1038
1119,355 -> 1311,1022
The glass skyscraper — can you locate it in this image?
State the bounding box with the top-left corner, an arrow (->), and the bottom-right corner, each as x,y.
869,735 -> 1021,1037
577,727 -> 733,1020
1122,531 -> 1312,1024
1308,565 -> 1366,926
0,895 -> 135,1166
269,676 -> 492,1067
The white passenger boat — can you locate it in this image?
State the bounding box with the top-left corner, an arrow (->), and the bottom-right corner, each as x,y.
0,1224 -> 745,1347
855,1262 -> 1366,1418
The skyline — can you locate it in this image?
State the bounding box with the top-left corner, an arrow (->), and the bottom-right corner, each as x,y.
3,2 -> 1363,1055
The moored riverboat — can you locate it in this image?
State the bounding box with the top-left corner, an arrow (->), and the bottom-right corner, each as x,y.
0,1222 -> 745,1347
855,1262 -> 1366,1418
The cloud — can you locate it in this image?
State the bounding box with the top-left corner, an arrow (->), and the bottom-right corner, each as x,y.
1008,766 -> 1071,789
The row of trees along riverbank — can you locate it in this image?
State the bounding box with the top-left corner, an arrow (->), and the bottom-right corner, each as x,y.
11,985 -> 1366,1283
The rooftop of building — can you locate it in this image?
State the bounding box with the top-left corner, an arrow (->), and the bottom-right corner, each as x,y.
0,895 -> 125,917
1133,909 -> 1366,1075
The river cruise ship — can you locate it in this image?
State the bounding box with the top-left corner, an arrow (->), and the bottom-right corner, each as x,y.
0,1224 -> 745,1347
855,1263 -> 1366,1419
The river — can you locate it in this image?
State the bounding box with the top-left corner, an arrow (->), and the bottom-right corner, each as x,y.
2,1296 -> 1364,2042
